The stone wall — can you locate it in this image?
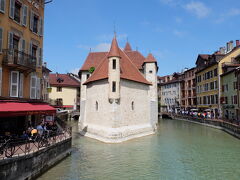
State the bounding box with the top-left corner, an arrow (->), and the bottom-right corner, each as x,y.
0,138 -> 72,180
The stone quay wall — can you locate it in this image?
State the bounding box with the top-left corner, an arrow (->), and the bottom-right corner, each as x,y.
0,138 -> 72,180
174,115 -> 240,139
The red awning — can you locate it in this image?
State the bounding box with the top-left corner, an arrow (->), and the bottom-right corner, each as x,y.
0,102 -> 56,117
53,105 -> 73,108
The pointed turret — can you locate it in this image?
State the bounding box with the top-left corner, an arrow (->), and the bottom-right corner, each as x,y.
108,36 -> 120,58
124,42 -> 132,52
144,53 -> 157,63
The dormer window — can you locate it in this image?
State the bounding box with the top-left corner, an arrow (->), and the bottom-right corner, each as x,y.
112,59 -> 116,69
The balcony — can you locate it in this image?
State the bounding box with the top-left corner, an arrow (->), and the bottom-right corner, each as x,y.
2,49 -> 36,72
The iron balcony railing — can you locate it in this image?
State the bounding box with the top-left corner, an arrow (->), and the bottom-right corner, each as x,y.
2,49 -> 37,70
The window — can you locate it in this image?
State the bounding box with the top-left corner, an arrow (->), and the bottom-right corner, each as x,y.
86,74 -> 90,79
214,68 -> 218,76
131,101 -> 134,110
14,1 -> 21,23
210,82 -> 214,90
0,27 -> 2,53
30,74 -> 38,99
96,101 -> 98,111
112,59 -> 116,69
0,0 -> 5,13
57,87 -> 62,92
225,97 -> 228,104
211,95 -> 215,104
214,81 -> 218,89
33,15 -> 39,33
112,81 -> 116,92
56,98 -> 63,106
10,71 -> 19,97
22,5 -> 28,26
215,95 -> 218,104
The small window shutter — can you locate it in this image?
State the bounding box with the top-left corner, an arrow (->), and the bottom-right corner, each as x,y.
10,71 -> 19,97
38,47 -> 42,67
0,0 -> 5,13
19,73 -> 24,97
22,5 -> 28,26
21,39 -> 25,53
36,77 -> 40,99
30,75 -> 37,99
39,17 -> 43,36
9,0 -> 14,19
0,28 -> 2,53
29,41 -> 32,56
30,10 -> 33,31
8,32 -> 13,50
0,68 -> 2,96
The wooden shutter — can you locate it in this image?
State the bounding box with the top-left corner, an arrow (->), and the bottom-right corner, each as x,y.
22,5 -> 28,26
39,17 -> 43,36
30,10 -> 33,31
10,71 -> 19,97
19,73 -> 24,97
0,0 -> 5,13
36,77 -> 40,99
38,47 -> 42,67
8,32 -> 13,50
9,0 -> 14,19
0,28 -> 2,53
30,75 -> 36,99
0,67 -> 2,96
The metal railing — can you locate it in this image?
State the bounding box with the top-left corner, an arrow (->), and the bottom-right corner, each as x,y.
0,127 -> 72,159
2,49 -> 37,69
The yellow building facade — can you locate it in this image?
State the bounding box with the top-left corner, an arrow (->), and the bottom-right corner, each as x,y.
0,0 -> 44,99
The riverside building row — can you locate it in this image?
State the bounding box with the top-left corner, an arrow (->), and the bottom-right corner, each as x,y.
158,40 -> 240,122
0,0 -> 56,135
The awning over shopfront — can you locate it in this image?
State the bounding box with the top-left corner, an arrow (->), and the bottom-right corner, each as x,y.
0,102 -> 56,117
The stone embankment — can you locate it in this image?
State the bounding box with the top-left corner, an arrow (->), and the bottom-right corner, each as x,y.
173,115 -> 240,139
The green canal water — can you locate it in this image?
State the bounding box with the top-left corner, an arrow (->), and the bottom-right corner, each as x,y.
38,119 -> 240,180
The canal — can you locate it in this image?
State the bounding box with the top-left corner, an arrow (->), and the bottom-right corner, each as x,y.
38,119 -> 240,180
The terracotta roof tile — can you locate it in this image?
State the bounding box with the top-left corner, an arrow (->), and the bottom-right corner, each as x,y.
124,42 -> 132,51
144,53 -> 157,63
83,38 -> 151,85
50,74 -> 80,87
108,37 -> 120,58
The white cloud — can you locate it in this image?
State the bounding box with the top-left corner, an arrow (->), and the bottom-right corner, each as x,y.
70,68 -> 80,75
77,43 -> 111,52
184,1 -> 210,18
159,0 -> 180,6
175,17 -> 183,23
94,43 -> 111,52
173,30 -> 185,37
215,8 -> 240,23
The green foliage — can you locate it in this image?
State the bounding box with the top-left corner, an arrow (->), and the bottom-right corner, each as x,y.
89,67 -> 95,73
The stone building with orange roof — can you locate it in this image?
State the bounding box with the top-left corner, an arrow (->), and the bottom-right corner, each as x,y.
79,36 -> 158,143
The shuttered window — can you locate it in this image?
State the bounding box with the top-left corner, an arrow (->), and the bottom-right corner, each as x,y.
39,17 -> 43,36
0,68 -> 2,96
9,0 -> 14,19
22,5 -> 27,26
30,75 -> 37,99
0,0 -> 5,13
38,47 -> 42,66
10,71 -> 19,97
19,73 -> 24,97
30,10 -> 34,31
8,32 -> 14,50
0,27 -> 2,53
36,77 -> 40,99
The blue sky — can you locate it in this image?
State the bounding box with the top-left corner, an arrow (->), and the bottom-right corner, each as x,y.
43,0 -> 240,76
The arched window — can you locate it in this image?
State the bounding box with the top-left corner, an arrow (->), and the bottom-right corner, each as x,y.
96,101 -> 98,111
131,101 -> 134,110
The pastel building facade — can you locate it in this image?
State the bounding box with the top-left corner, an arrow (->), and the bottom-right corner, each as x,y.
79,37 -> 158,143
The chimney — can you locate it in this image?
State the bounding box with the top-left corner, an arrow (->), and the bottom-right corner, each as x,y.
226,42 -> 230,52
236,40 -> 240,47
219,47 -> 226,54
229,41 -> 234,51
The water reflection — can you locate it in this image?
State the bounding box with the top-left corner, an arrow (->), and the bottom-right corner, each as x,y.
38,119 -> 240,180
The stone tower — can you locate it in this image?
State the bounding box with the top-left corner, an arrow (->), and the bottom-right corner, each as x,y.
143,53 -> 158,128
